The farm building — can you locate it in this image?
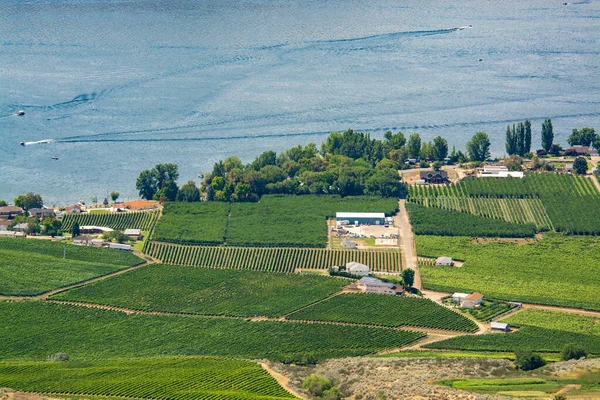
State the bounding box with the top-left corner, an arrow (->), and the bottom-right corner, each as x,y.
108,243 -> 132,251
452,293 -> 469,303
63,205 -> 82,214
0,220 -> 11,231
124,229 -> 142,240
462,292 -> 484,309
480,165 -> 524,178
0,230 -> 25,238
336,212 -> 385,226
357,277 -> 404,295
564,164 -> 574,173
12,223 -> 28,233
29,208 -> 56,218
565,145 -> 598,156
73,235 -> 95,246
0,206 -> 23,219
420,170 -> 449,184
436,256 -> 454,266
341,238 -> 357,249
346,261 -> 370,276
80,226 -> 114,234
490,322 -> 510,332
122,200 -> 159,211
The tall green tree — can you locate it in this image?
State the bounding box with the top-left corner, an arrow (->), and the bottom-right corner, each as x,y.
573,157 -> 588,175
0,200 -> 7,207
466,132 -> 491,161
71,222 -> 80,238
177,181 -> 200,202
136,170 -> 158,200
402,269 -> 415,288
524,120 -> 532,155
432,136 -> 448,161
506,125 -> 517,155
407,133 -> 421,159
136,164 -> 180,201
110,191 -> 119,203
14,193 -> 43,211
541,119 -> 553,151
568,127 -> 597,147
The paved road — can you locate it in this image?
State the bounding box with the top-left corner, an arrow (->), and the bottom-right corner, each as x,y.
395,200 -> 421,290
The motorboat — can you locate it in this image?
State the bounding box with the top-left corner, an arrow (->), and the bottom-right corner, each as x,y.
16,110 -> 25,116
51,156 -> 59,160
20,141 -> 25,146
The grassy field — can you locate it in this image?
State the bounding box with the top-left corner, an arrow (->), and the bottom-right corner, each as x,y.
406,202 -> 537,237
0,238 -> 142,296
417,235 -> 600,311
426,308 -> 600,354
61,210 -> 160,231
152,195 -> 398,248
287,293 -> 478,332
0,301 -> 424,363
145,242 -> 402,273
0,357 -> 295,400
53,264 -> 347,317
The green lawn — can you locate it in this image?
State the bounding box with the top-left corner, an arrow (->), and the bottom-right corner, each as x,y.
0,357 -> 295,400
53,264 -> 347,317
417,235 -> 600,311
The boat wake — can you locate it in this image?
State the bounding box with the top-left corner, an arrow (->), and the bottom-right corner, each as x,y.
20,139 -> 54,146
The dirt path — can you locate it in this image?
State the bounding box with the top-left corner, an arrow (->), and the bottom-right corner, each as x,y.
260,362 -> 306,399
395,200 -> 421,289
590,174 -> 600,193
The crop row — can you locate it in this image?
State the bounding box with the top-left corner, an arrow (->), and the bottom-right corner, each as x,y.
145,241 -> 402,272
408,196 -> 552,231
61,210 -> 160,231
0,357 -> 295,400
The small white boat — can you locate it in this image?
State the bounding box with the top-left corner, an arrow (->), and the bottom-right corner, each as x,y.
51,156 -> 59,160
16,110 -> 25,116
198,173 -> 204,179
20,141 -> 25,146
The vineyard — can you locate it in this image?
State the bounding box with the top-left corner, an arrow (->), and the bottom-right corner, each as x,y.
0,301 -> 424,363
287,293 -> 478,332
462,300 -> 518,322
504,309 -> 600,336
417,235 -> 600,311
408,173 -> 600,234
406,203 -> 537,237
145,241 -> 402,273
152,195 -> 399,247
0,238 -> 142,296
53,264 -> 347,317
61,210 -> 160,232
0,357 -> 295,400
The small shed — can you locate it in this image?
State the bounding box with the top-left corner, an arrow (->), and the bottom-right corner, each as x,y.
341,238 -> 357,249
73,235 -> 94,246
336,212 -> 385,226
491,322 -> 510,332
12,223 -> 28,233
91,239 -> 105,247
346,261 -> 370,276
0,230 -> 25,238
124,229 -> 142,240
80,226 -> 114,234
452,293 -> 469,303
29,208 -> 56,218
462,292 -> 484,309
436,256 -> 454,266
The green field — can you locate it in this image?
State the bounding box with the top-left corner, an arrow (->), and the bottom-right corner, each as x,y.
0,357 -> 295,400
287,293 -> 478,332
0,238 -> 142,296
426,308 -> 600,354
61,210 -> 160,232
408,173 -> 600,235
53,264 -> 347,317
145,242 -> 401,273
417,235 -> 600,311
152,195 -> 398,248
406,202 -> 537,237
0,302 -> 424,363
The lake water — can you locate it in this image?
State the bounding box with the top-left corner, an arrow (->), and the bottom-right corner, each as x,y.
1,0 -> 598,204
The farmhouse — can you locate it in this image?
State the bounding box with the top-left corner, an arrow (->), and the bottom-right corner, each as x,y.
346,261 -> 370,276
420,170 -> 449,184
490,322 -> 510,332
435,256 -> 454,266
73,235 -> 95,246
29,208 -> 56,218
124,229 -> 142,240
565,145 -> 599,156
80,226 -> 114,234
122,200 -> 159,211
357,277 -> 404,296
0,206 -> 24,219
480,165 -> 524,178
341,237 -> 357,249
63,204 -> 82,214
462,292 -> 484,309
336,212 -> 385,226
452,293 -> 469,303
0,220 -> 11,231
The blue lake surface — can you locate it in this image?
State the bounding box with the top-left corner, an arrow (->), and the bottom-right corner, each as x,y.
1,0 -> 598,204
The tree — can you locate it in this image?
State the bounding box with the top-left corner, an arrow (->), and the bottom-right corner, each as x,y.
223,156 -> 243,172
504,155 -> 523,172
14,193 -> 43,211
91,196 -> 98,205
524,120 -> 532,155
0,200 -> 7,207
561,343 -> 586,361
103,197 -> 109,207
103,230 -> 130,244
541,119 -> 553,151
383,130 -> 406,153
41,217 -> 62,237
206,185 -> 215,201
402,269 -> 415,288
251,150 -> 277,170
407,133 -> 421,159
110,191 -> 119,202
136,169 -> 158,200
364,169 -> 401,198
432,136 -> 448,161
568,127 -> 597,147
302,375 -> 333,396
177,181 -> 200,202
466,132 -> 491,161
573,157 -> 588,175
71,222 -> 80,238
514,351 -> 546,371
432,161 -> 443,171
506,125 -> 517,156
136,164 -> 179,201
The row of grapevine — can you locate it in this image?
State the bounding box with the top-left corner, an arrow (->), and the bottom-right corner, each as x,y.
61,210 -> 160,231
145,241 -> 402,272
409,196 -> 552,230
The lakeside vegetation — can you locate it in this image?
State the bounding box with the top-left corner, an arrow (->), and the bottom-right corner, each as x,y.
53,264 -> 347,317
0,357 -> 296,400
417,235 -> 600,311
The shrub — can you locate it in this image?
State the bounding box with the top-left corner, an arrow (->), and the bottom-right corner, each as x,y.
561,343 -> 587,361
303,375 -> 333,396
48,353 -> 69,362
322,387 -> 342,400
514,351 -> 545,371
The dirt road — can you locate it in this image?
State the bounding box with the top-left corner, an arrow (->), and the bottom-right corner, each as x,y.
260,362 -> 306,399
395,200 -> 421,289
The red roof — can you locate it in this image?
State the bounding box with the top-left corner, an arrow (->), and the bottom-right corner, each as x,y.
464,292 -> 484,302
0,220 -> 12,226
123,200 -> 158,209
